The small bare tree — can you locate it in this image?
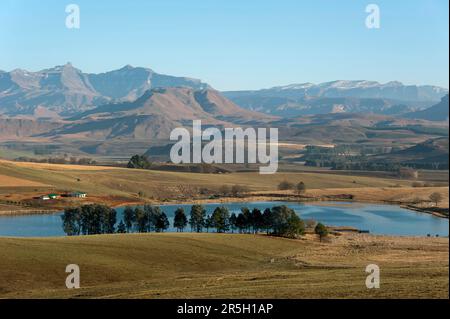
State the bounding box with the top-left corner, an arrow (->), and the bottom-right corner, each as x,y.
429,192 -> 443,206
296,182 -> 306,196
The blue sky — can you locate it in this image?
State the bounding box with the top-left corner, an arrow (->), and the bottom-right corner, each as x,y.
0,0 -> 448,90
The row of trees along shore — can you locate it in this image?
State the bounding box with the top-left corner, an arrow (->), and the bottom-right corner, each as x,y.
61,204 -> 312,239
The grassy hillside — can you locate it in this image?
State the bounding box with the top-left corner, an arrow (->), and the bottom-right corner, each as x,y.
0,159 -> 412,200
1,159 -> 448,213
0,233 -> 447,298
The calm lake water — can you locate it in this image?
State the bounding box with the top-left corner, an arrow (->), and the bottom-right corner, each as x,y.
0,201 -> 448,237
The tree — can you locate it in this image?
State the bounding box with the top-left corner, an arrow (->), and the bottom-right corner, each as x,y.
251,208 -> 263,233
229,213 -> 237,233
296,182 -> 306,196
117,220 -> 127,233
236,213 -> 247,233
61,207 -> 81,236
134,207 -> 148,233
123,206 -> 135,232
127,154 -> 152,169
271,205 -> 305,238
173,208 -> 188,232
144,205 -> 162,232
314,222 -> 328,242
429,192 -> 443,206
284,214 -> 305,239
241,207 -> 251,233
155,212 -> 170,232
278,180 -> 294,190
262,208 -> 273,234
205,215 -> 213,233
62,204 -> 117,235
212,206 -> 230,233
190,205 -> 206,232
78,204 -> 116,235
101,207 -> 117,234
79,205 -> 100,235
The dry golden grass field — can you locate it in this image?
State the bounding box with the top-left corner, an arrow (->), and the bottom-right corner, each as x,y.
0,159 -> 448,213
0,233 -> 447,299
0,173 -> 50,187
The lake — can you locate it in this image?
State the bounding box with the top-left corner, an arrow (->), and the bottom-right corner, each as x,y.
0,201 -> 448,237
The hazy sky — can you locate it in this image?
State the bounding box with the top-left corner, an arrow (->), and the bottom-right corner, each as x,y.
0,0 -> 448,90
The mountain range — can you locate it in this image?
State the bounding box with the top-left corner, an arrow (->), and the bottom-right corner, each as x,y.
0,63 -> 448,153
227,80 -> 447,101
0,65 -> 448,120
223,81 -> 448,117
0,63 -> 209,116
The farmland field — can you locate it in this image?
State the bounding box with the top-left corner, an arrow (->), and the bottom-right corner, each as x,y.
1,160 -> 448,213
0,233 -> 447,299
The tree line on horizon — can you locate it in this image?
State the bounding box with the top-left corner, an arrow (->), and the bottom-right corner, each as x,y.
61,203 -> 312,239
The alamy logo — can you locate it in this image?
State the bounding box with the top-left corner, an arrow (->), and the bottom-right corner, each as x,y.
365,264 -> 380,289
65,264 -> 80,289
65,4 -> 80,29
170,120 -> 279,174
365,4 -> 380,29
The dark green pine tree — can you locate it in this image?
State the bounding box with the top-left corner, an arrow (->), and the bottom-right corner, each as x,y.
173,207 -> 188,232
229,213 -> 237,233
205,215 -> 213,233
212,206 -> 230,233
134,207 -> 148,233
155,212 -> 170,232
190,205 -> 206,232
123,206 -> 135,232
117,220 -> 127,233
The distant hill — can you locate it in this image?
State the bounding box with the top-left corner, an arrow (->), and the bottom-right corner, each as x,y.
0,109 -> 447,158
405,95 -> 449,121
371,137 -> 449,169
224,96 -> 422,117
397,137 -> 448,158
224,81 -> 448,117
0,118 -> 61,139
0,64 -> 209,116
271,112 -> 449,144
43,88 -> 274,140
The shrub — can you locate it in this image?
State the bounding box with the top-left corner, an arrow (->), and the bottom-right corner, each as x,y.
127,154 -> 152,169
296,182 -> 306,195
278,180 -> 294,190
314,223 -> 328,242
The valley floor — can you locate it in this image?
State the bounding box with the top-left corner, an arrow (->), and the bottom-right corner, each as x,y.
0,159 -> 448,215
0,233 -> 447,299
